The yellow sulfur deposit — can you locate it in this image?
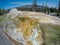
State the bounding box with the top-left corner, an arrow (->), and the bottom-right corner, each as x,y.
14,16 -> 42,45
6,16 -> 43,45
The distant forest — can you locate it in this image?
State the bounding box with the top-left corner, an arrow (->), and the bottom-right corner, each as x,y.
0,7 -> 58,16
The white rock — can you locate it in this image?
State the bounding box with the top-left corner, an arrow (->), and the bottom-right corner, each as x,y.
9,8 -> 20,19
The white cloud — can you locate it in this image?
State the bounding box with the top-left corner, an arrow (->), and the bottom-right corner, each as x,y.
9,2 -> 21,5
9,2 -> 32,5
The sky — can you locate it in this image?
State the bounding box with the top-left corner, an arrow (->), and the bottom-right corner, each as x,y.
0,0 -> 59,10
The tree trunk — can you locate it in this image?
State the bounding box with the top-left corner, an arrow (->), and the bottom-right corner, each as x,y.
53,41 -> 56,45
39,24 -> 46,45
41,30 -> 46,45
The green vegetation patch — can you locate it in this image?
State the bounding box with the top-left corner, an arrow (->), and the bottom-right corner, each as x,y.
40,23 -> 60,45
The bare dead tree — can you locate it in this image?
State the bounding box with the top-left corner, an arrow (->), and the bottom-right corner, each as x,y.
45,0 -> 48,13
57,0 -> 60,16
32,0 -> 37,12
58,0 -> 60,12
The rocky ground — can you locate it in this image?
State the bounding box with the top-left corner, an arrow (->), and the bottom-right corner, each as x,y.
0,8 -> 60,45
